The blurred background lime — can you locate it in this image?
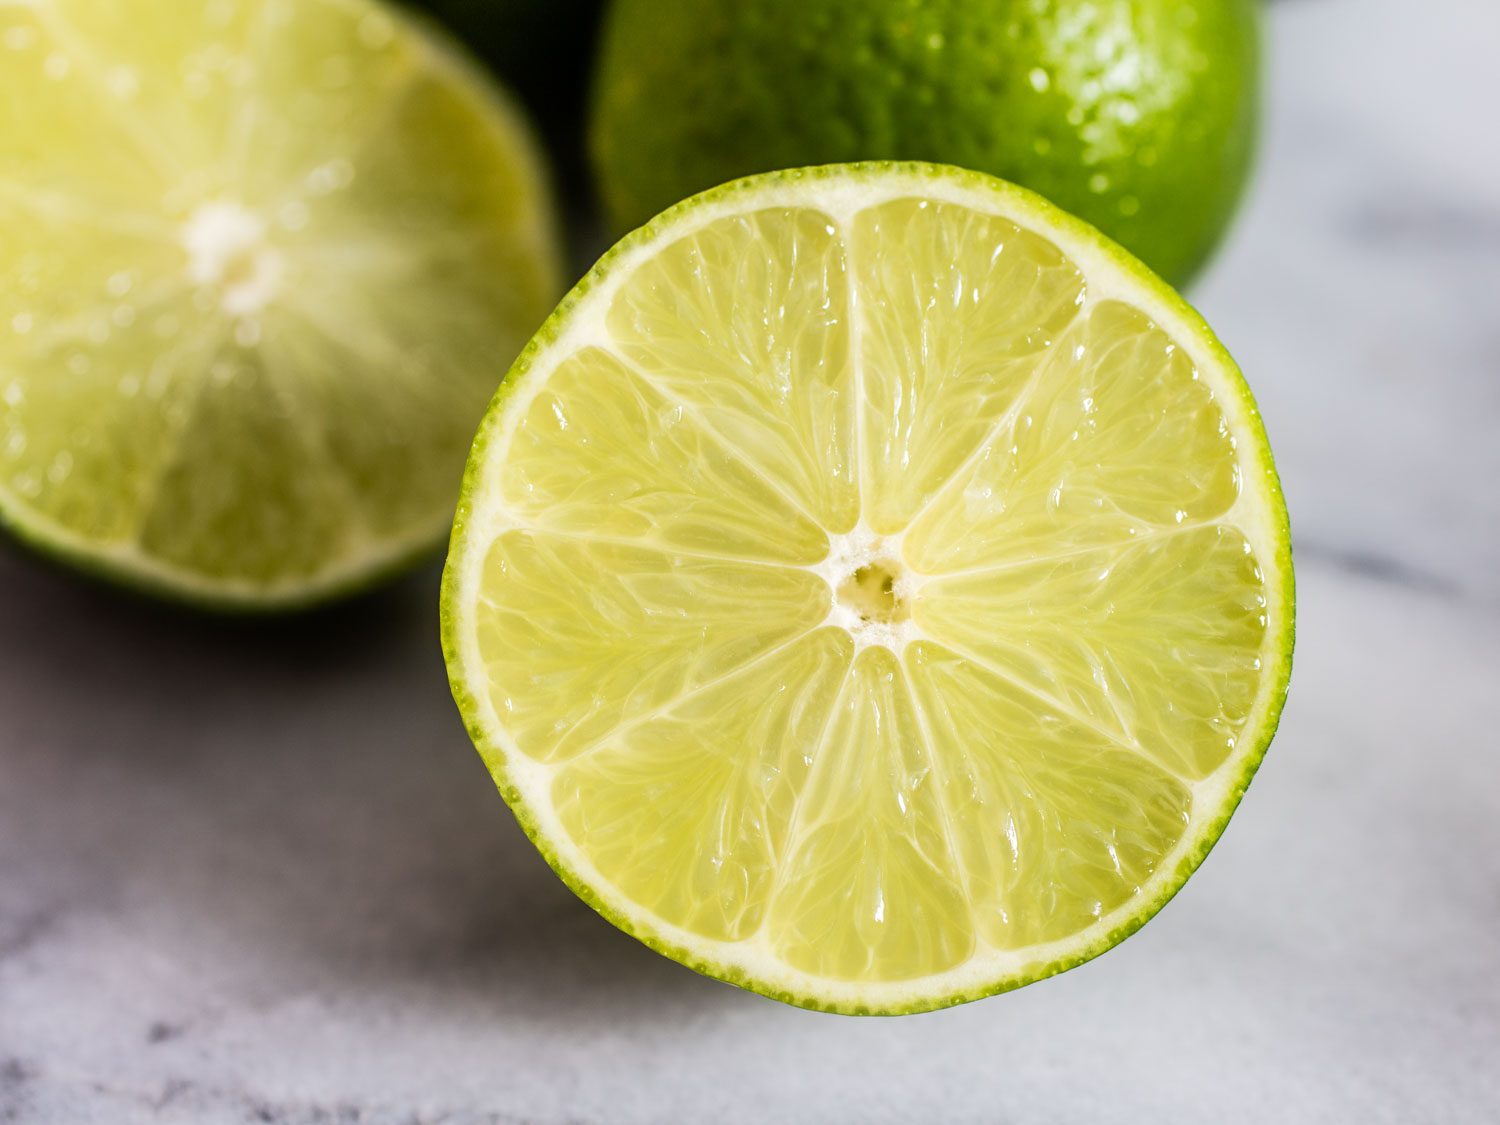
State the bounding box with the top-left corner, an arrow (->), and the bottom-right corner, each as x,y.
0,0 -> 562,607
590,0 -> 1260,286
404,0 -> 605,196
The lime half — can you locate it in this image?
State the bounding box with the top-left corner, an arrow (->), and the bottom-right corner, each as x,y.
442,163 -> 1293,1013
0,0 -> 561,607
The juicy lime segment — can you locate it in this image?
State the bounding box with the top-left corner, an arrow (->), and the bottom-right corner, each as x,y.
0,0 -> 560,605
444,164 -> 1292,1012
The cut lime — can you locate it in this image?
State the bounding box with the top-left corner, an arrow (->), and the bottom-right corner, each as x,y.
442,163 -> 1293,1014
0,0 -> 561,607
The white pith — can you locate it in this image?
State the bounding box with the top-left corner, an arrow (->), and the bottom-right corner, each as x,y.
180,201 -> 284,319
452,168 -> 1291,1009
810,522 -> 921,653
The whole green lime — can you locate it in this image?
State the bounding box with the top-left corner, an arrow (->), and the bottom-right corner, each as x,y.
590,0 -> 1260,286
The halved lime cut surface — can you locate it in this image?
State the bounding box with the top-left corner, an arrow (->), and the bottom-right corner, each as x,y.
442,163 -> 1293,1014
0,0 -> 560,606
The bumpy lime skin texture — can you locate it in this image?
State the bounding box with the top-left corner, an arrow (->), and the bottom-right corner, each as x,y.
590,0 -> 1260,286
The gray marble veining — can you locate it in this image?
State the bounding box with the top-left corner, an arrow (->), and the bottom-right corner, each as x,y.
2,1 -> 1498,1121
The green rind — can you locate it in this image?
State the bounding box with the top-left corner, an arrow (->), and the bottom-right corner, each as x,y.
590,0 -> 1261,287
0,0 -> 563,612
441,161 -> 1295,1015
0,499 -> 447,614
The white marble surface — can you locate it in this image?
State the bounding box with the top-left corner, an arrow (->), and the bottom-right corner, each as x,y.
3,1 -> 1498,1121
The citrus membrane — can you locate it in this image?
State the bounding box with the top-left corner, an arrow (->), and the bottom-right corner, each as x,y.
0,0 -> 561,606
442,163 -> 1293,1013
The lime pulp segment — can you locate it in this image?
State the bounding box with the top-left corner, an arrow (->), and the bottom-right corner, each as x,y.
443,164 -> 1293,1013
0,0 -> 560,605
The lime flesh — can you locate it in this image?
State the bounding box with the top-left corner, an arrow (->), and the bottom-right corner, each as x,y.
0,0 -> 561,606
443,164 -> 1293,1013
